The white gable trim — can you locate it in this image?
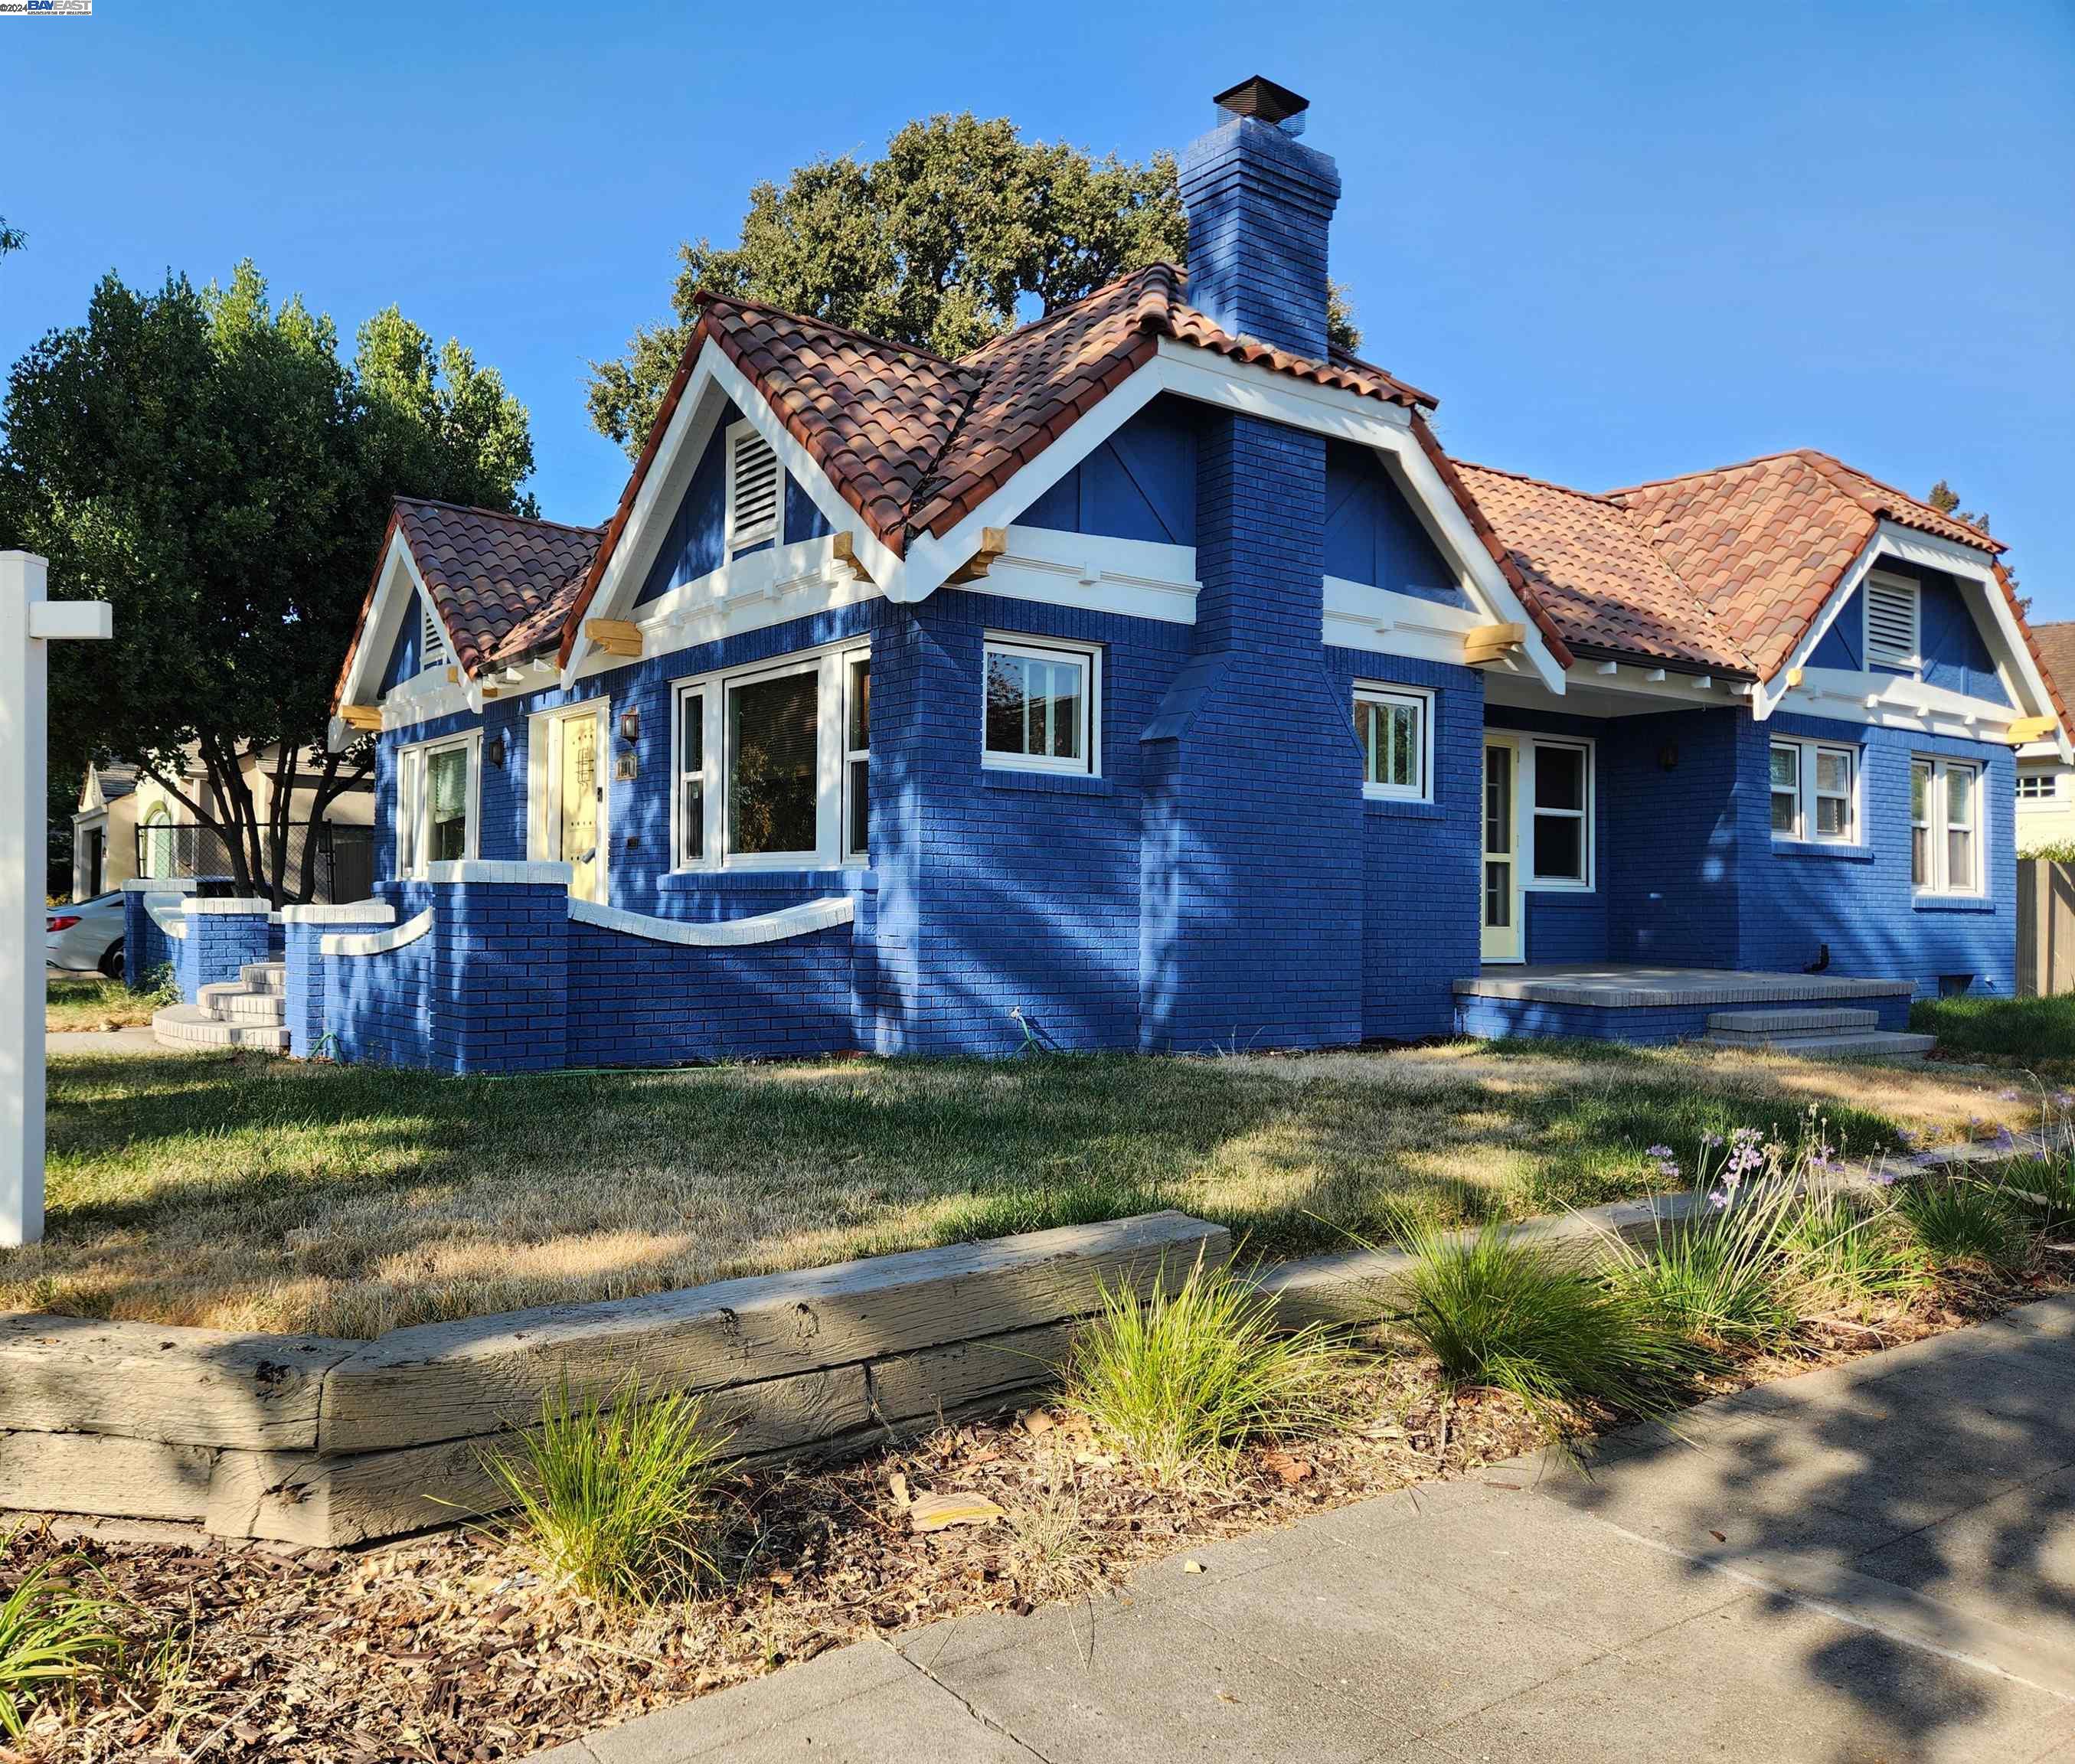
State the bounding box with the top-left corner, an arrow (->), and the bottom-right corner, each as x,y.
1756,521 -> 2067,756
893,339 -> 1564,692
331,530 -> 461,749
566,342 -> 904,681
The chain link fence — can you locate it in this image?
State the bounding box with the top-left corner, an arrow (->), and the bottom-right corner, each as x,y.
136,821 -> 374,905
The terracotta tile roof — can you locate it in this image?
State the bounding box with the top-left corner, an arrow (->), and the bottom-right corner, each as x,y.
393,499 -> 604,678
554,265 -> 1436,662
1608,450 -> 1999,678
2028,622 -> 2075,717
1451,462 -> 1750,673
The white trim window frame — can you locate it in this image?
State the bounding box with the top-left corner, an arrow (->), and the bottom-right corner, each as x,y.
1864,569 -> 1922,674
668,639 -> 871,873
1526,736 -> 1593,890
1913,754 -> 1984,897
394,729 -> 480,878
1770,737 -> 1860,845
2017,771 -> 2060,805
981,635 -> 1101,776
842,651 -> 871,864
724,417 -> 781,557
1354,683 -> 1433,803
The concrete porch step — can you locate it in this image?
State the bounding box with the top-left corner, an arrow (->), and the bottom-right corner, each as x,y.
238,962 -> 287,994
1705,1006 -> 1880,1040
151,1003 -> 289,1053
1701,1027 -> 1936,1061
196,982 -> 286,1026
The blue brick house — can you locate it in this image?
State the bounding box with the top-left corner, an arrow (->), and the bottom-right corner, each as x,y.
144,77 -> 2070,1069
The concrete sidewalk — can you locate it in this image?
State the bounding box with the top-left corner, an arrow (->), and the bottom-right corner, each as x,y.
534,1298 -> 2075,1763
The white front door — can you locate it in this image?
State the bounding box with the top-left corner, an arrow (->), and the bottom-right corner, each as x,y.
1481,734 -> 1523,963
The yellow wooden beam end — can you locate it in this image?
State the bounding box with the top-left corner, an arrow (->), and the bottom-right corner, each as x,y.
945,527 -> 1009,586
1462,621 -> 1527,666
583,618 -> 643,658
831,531 -> 874,584
1786,666 -> 1804,688
340,704 -> 383,733
446,664 -> 461,684
2007,714 -> 2059,744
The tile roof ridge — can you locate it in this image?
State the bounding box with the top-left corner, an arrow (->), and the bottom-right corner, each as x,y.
1603,449 -> 1818,499
393,494 -> 605,537
1796,449 -> 2002,550
693,289 -> 980,376
958,263 -> 1178,364
1451,459 -> 1622,506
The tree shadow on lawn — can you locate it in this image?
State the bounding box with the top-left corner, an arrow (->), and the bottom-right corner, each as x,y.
22,1048 -> 1928,1335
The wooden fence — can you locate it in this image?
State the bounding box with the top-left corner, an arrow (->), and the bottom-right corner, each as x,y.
2018,858 -> 2075,996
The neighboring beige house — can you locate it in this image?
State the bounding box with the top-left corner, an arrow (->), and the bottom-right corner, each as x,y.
72,744 -> 374,900
2019,622 -> 2075,851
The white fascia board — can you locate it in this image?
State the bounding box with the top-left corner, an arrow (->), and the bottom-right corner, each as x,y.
1781,665 -> 2041,740
331,531 -> 418,750
976,527 -> 1200,625
622,533 -> 884,668
1323,577 -> 1485,665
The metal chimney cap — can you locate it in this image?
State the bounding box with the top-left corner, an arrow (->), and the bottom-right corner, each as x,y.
1211,77 -> 1311,129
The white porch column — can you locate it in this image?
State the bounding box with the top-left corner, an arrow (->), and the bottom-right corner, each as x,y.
1,552 -> 111,1246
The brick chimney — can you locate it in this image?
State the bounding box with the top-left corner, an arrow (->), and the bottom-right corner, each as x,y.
1178,77 -> 1341,359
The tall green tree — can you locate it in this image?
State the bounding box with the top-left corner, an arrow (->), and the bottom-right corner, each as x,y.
588,113 -> 1363,456
0,262 -> 534,902
0,217 -> 23,259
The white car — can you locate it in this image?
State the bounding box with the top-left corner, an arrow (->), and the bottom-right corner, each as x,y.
47,891 -> 127,978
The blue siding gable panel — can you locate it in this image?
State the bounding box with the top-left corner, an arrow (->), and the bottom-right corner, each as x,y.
379,608 -> 423,694
1019,397 -> 1198,546
1323,441 -> 1466,607
1806,564 -> 2010,705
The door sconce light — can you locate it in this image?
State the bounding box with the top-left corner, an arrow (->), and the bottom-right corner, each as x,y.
1658,743 -> 1678,773
485,731 -> 507,769
619,707 -> 642,745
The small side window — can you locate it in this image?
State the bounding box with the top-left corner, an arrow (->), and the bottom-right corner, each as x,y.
1354,686 -> 1432,803
982,638 -> 1099,775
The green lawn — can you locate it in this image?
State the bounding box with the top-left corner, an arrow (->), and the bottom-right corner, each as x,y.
7,1040 -> 2032,1339
1911,994 -> 2075,1074
45,975 -> 160,1034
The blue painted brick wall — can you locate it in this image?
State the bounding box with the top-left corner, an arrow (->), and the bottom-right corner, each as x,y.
176,907 -> 271,1000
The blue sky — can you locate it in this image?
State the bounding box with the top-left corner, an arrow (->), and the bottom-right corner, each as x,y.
6,2 -> 2073,611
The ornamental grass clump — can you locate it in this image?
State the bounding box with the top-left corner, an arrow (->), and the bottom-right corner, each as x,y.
1400,1224 -> 1712,1438
485,1378 -> 736,1608
0,1540 -> 128,1738
1064,1256 -> 1351,1487
1611,1178 -> 1807,1352
1782,1193 -> 1926,1311
1896,1178 -> 2032,1279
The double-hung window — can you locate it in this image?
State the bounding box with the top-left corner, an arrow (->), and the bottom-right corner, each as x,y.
672,642 -> 870,870
1354,685 -> 1432,802
1770,737 -> 1858,844
982,636 -> 1099,775
1528,738 -> 1592,887
1913,756 -> 1982,896
395,732 -> 477,877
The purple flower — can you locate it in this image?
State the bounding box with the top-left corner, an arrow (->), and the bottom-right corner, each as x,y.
1707,1187 -> 1732,1210
1700,1130 -> 1724,1150
1645,1144 -> 1674,1159
2000,1089 -> 2021,1102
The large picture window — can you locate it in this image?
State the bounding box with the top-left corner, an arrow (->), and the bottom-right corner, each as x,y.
395,733 -> 477,877
1770,737 -> 1858,844
727,666 -> 819,858
1354,685 -> 1432,802
671,642 -> 869,871
1913,756 -> 1982,897
1529,738 -> 1591,887
983,637 -> 1098,774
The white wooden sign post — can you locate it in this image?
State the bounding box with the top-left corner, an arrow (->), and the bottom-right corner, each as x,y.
2,552 -> 112,1246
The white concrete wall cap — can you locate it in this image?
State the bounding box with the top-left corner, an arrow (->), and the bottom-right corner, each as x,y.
180,897 -> 273,916
278,900 -> 398,926
423,861 -> 573,887
122,877 -> 198,894
322,910 -> 433,958
568,894 -> 855,947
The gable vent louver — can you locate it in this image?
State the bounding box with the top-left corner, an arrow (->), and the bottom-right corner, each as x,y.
727,426 -> 781,553
1865,574 -> 1920,670
420,597 -> 452,672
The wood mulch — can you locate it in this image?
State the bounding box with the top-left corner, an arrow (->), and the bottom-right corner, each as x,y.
8,1276 -> 2057,1764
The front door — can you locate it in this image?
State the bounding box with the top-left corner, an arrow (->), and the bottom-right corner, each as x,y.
556,709 -> 605,903
1480,735 -> 1522,963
